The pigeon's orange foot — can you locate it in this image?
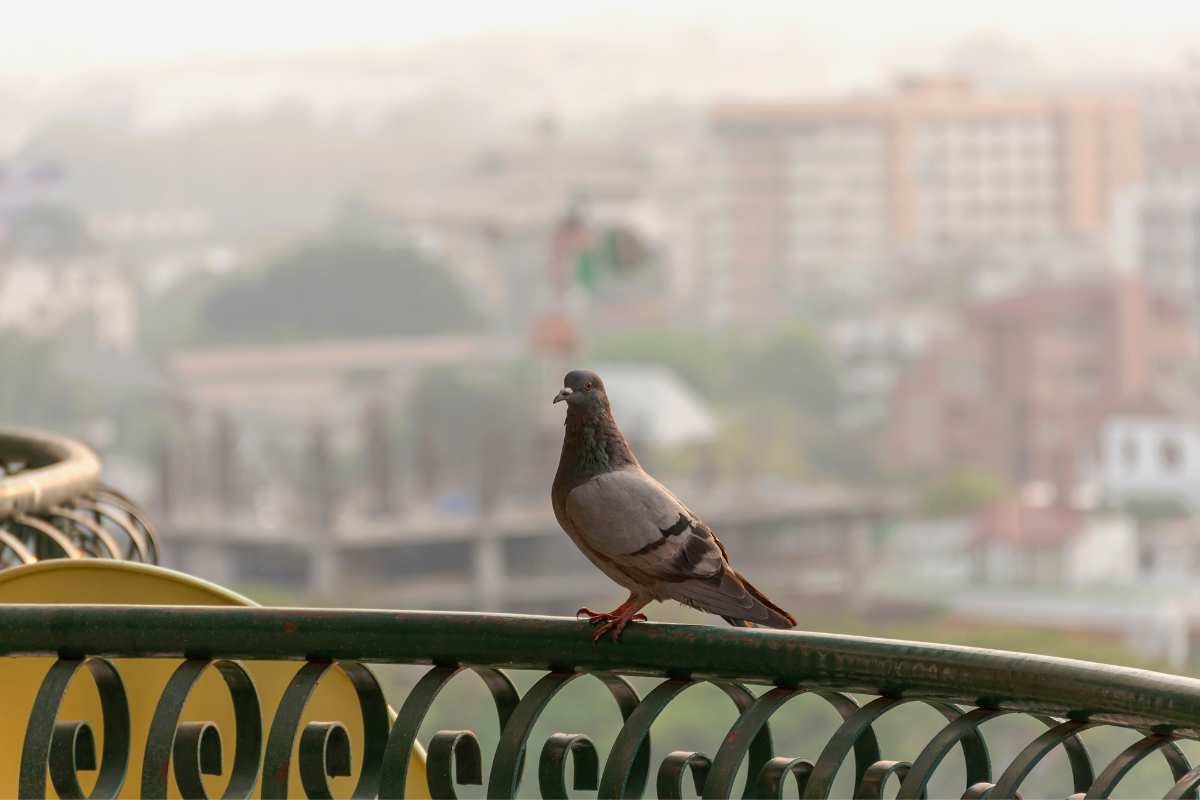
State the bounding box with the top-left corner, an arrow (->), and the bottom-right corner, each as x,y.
576,606 -> 648,640
590,613 -> 645,641
576,606 -> 612,622
577,607 -> 647,624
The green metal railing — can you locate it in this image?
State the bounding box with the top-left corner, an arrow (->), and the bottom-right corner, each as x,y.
4,604 -> 1200,799
0,428 -> 159,565
4,428 -> 1200,798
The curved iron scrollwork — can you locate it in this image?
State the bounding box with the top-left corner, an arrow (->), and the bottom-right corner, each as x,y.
19,657 -> 131,800
1,428 -> 159,567
262,660 -> 391,799
6,607 -> 1200,798
380,664 -> 520,797
141,658 -> 262,799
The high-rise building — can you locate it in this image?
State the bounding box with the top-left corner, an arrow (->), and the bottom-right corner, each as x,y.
1112,179 -> 1200,330
703,77 -> 1143,321
1123,61 -> 1200,178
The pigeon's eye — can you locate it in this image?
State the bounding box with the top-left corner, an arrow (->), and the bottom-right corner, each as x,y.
584,382 -> 593,391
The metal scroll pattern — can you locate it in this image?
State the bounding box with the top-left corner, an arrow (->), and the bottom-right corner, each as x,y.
0,485 -> 159,566
14,655 -> 1200,799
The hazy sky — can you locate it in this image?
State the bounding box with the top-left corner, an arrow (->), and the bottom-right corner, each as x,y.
3,0 -> 1197,78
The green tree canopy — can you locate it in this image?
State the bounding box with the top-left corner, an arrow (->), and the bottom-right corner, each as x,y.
191,239 -> 485,344
0,335 -> 85,429
918,469 -> 1008,518
734,323 -> 840,418
1,204 -> 92,257
588,322 -> 839,416
587,322 -> 862,481
1122,495 -> 1192,526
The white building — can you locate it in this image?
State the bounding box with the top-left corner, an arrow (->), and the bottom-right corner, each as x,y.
1062,516 -> 1140,586
829,305 -> 954,429
1139,518 -> 1200,587
880,517 -> 974,584
0,259 -> 137,350
1098,412 -> 1200,509
1112,180 -> 1200,325
974,500 -> 1138,587
1078,60 -> 1200,179
592,363 -> 717,449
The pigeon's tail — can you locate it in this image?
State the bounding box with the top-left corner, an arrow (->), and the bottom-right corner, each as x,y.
724,570 -> 796,629
670,566 -> 797,629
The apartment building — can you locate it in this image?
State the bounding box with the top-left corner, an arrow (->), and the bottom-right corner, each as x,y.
1112,179 -> 1200,328
703,77 -> 1143,321
885,277 -> 1195,490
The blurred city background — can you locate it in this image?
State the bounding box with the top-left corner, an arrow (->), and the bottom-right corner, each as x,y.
4,2 -> 1200,679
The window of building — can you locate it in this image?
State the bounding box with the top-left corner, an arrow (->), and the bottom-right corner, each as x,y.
1161,437 -> 1184,473
1139,542 -> 1155,572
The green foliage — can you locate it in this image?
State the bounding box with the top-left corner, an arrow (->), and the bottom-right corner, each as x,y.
804,424 -> 882,483
588,328 -> 730,397
918,469 -> 1007,518
587,322 -> 860,481
589,323 -> 838,414
737,322 -> 840,418
138,270 -> 221,354
190,239 -> 485,344
404,363 -> 544,503
0,204 -> 92,257
1123,495 -> 1192,526
705,409 -> 810,481
0,335 -> 85,428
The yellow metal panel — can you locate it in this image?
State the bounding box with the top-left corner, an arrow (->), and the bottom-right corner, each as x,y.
0,560 -> 430,799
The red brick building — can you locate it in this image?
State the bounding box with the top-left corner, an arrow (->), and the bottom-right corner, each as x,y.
885,277 -> 1197,489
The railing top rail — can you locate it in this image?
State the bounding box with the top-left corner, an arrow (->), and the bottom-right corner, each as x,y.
2,604 -> 1198,734
0,427 -> 100,518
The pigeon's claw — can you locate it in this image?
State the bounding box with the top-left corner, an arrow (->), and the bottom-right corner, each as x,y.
592,619 -> 618,641
576,607 -> 612,622
577,607 -> 646,623
579,597 -> 649,642
591,614 -> 642,641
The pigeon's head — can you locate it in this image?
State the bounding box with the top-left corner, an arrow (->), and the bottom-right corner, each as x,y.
553,369 -> 607,408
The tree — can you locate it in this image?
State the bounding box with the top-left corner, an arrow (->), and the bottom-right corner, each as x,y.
587,321 -> 860,481
138,270 -> 221,354
405,366 -> 539,510
0,335 -> 84,429
191,239 -> 485,344
919,470 -> 1007,518
733,322 -> 840,418
0,204 -> 91,257
588,322 -> 840,414
588,328 -> 732,399
1123,495 -> 1191,527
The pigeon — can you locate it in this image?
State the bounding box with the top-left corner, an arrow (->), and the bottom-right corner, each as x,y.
551,368 -> 796,640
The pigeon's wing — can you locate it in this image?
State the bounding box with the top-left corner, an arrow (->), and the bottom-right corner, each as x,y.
565,469 -> 793,626
564,468 -> 722,576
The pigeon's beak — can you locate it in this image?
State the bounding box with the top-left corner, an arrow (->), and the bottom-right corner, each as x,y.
553,388 -> 573,404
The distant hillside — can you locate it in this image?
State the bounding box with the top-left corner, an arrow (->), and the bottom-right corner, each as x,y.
17,95 -> 495,240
